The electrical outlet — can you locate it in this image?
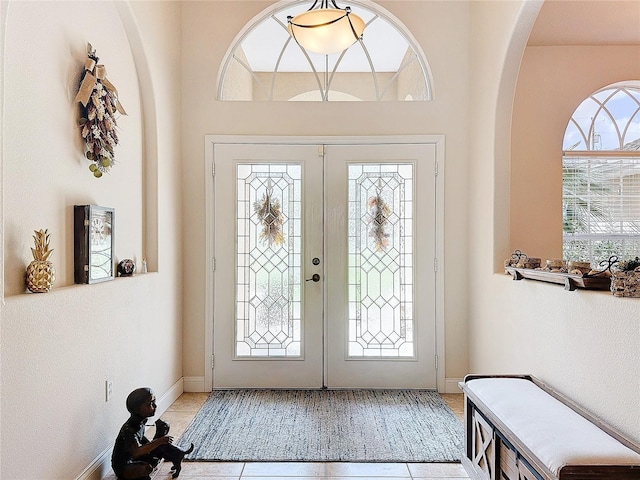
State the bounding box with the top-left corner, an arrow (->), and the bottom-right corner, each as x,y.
105,380 -> 113,402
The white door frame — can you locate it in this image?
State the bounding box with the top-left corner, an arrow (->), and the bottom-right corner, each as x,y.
204,135 -> 445,392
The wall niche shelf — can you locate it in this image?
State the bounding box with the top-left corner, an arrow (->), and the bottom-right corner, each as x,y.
505,267 -> 611,292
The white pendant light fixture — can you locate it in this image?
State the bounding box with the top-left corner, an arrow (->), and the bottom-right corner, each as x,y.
287,0 -> 365,55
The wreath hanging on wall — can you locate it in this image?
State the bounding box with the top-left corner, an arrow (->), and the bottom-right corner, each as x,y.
74,43 -> 127,178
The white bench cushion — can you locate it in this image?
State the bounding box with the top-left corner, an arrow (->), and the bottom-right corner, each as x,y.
466,378 -> 640,476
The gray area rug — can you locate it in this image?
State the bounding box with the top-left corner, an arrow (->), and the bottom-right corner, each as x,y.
176,389 -> 464,462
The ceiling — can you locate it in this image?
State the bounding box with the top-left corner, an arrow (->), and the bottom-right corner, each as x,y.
528,0 -> 640,46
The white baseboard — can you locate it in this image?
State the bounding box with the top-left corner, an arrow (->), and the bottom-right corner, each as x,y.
183,375 -> 206,392
156,377 -> 184,415
444,377 -> 464,394
76,377 -> 185,480
76,445 -> 112,480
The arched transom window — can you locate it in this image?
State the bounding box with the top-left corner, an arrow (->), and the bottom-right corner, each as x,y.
562,82 -> 640,264
218,0 -> 432,102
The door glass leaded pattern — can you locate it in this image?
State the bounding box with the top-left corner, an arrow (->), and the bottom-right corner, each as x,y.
348,164 -> 414,357
236,164 -> 302,357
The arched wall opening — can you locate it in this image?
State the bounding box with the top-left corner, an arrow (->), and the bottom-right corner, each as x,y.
509,6 -> 640,266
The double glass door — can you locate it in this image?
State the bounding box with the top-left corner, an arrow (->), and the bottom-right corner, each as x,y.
212,142 -> 437,389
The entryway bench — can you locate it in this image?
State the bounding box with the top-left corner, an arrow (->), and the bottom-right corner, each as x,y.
459,375 -> 640,480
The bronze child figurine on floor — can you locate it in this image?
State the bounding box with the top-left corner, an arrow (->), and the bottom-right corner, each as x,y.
111,387 -> 194,479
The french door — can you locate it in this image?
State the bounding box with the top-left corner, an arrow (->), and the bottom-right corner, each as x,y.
211,141 -> 439,389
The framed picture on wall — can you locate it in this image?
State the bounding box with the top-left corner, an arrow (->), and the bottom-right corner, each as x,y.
74,205 -> 115,284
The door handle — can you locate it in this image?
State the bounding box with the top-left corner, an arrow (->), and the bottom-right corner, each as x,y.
306,273 -> 321,282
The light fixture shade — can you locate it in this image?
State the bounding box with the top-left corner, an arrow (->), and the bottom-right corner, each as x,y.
288,8 -> 365,55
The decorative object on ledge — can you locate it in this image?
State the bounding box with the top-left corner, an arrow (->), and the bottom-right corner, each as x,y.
505,266 -> 611,291
615,256 -> 640,272
567,260 -> 591,275
504,249 -> 526,268
503,250 -> 540,270
74,205 -> 115,284
611,256 -> 640,297
584,255 -> 617,278
544,258 -> 567,273
26,229 -> 56,293
74,43 -> 127,178
504,250 -> 614,291
117,259 -> 135,277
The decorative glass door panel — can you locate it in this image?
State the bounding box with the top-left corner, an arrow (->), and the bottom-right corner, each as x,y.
236,164 -> 302,358
213,144 -> 323,388
347,164 -> 414,358
325,144 -> 436,389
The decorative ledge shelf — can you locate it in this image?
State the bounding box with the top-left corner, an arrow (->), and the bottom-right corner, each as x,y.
504,267 -> 611,292
3,272 -> 159,300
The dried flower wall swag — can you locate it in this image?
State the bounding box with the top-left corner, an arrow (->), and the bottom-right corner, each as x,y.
74,43 -> 127,178
254,180 -> 286,247
367,185 -> 391,252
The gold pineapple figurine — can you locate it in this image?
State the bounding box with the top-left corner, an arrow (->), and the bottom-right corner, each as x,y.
26,229 -> 56,293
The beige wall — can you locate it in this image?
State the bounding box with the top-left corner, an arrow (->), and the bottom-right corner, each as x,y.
468,0 -> 640,444
0,1 -> 183,478
180,0 -> 471,391
3,1 -> 637,478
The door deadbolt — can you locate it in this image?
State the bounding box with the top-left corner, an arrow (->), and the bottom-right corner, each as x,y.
306,273 -> 321,282
312,257 -> 321,265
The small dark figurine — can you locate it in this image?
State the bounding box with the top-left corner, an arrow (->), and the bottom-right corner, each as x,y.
117,259 -> 136,277
154,418 -> 170,438
111,387 -> 194,479
152,419 -> 193,477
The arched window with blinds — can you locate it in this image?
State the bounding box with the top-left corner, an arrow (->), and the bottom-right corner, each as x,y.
562,82 -> 640,264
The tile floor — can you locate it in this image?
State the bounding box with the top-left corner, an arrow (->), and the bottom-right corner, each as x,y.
103,393 -> 469,480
